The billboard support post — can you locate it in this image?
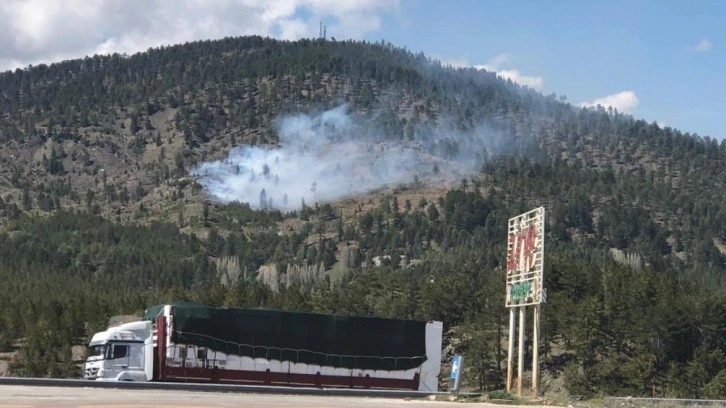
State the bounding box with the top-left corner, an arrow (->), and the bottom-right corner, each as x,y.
517,305 -> 525,395
532,303 -> 541,395
506,307 -> 515,392
504,207 -> 545,397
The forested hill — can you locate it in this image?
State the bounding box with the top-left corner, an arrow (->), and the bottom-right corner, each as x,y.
1,36 -> 726,398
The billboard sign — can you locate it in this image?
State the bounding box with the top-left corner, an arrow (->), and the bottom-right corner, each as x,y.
505,207 -> 545,307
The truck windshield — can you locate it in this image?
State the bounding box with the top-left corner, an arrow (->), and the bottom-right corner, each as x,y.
88,345 -> 105,358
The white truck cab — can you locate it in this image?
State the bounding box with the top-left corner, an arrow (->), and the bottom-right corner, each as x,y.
83,320 -> 154,381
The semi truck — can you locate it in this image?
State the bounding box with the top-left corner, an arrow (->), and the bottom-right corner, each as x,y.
83,302 -> 443,391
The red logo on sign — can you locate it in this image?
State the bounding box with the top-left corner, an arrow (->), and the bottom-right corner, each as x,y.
507,224 -> 536,272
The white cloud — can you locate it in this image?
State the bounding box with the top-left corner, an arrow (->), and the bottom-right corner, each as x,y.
0,0 -> 400,72
578,91 -> 639,114
695,38 -> 713,52
440,53 -> 543,91
481,52 -> 511,69
483,68 -> 544,91
475,53 -> 543,91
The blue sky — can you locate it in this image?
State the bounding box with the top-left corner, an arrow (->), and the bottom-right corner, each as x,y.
364,0 -> 725,140
1,0 -> 722,139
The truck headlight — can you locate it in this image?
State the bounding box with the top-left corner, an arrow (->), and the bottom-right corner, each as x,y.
97,368 -> 105,378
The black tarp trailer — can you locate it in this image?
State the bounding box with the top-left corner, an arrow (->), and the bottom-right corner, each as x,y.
144,302 -> 443,391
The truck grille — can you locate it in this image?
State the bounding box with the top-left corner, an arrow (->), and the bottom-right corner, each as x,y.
84,367 -> 99,379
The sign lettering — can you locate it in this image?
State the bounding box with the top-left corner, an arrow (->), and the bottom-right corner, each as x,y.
509,282 -> 532,300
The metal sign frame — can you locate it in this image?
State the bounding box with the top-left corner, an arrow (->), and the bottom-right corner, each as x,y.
505,207 -> 545,307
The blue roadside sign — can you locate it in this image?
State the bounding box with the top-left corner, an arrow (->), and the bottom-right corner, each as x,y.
450,354 -> 461,380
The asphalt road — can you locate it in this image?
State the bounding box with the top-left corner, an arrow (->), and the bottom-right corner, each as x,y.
0,385 -> 524,408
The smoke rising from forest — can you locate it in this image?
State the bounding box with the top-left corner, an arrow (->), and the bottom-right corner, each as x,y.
191,105 -> 507,211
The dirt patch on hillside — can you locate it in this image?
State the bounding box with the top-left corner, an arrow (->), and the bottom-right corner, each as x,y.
714,238 -> 726,255
0,350 -> 16,377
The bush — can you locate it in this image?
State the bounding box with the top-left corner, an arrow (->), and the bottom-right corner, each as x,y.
563,362 -> 594,399
702,369 -> 726,399
487,390 -> 515,400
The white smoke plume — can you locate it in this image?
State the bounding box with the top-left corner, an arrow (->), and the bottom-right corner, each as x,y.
190,104 -> 505,211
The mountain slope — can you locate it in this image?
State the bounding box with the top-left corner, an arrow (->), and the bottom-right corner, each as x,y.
3,35 -> 723,277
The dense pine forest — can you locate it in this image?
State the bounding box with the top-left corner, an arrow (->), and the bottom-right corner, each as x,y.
0,36 -> 725,399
